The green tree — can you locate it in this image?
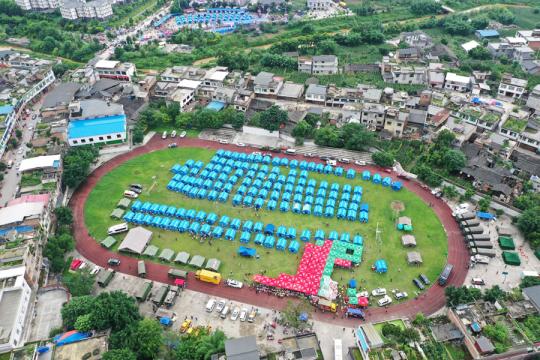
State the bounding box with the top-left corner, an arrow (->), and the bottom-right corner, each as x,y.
478,197 -> 491,212
61,295 -> 96,329
74,313 -> 93,332
131,319 -> 163,359
292,120 -> 314,139
483,285 -> 507,303
314,126 -> 342,147
15,129 -> 22,139
102,349 -> 137,360
259,106 -> 287,132
341,123 -> 374,151
434,129 -> 455,148
44,233 -> 74,273
91,291 -> 141,331
517,207 -> 540,248
443,150 -> 466,172
62,146 -> 99,188
484,322 -> 510,352
64,271 -> 94,297
442,185 -> 459,200
521,276 -> 540,289
55,206 -> 73,227
410,0 -> 441,15
319,39 -> 337,54
372,151 -> 394,167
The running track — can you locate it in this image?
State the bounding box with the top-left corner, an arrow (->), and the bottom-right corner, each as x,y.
70,135 -> 468,324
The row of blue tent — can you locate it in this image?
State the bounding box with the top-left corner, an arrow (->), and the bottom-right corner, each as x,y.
361,171 -> 403,191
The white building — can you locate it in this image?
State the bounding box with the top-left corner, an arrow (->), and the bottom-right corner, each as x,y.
497,74 -> 527,101
59,0 -> 112,19
298,55 -> 339,75
305,84 -> 327,104
94,60 -> 136,82
526,84 -> 540,113
170,88 -> 195,111
444,72 -> 472,93
15,0 -> 58,10
0,267 -> 33,353
307,0 -> 333,10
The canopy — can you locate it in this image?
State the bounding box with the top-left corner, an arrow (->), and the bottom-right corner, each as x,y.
402,235 -> 417,247
362,171 -> 371,180
276,238 -> 287,251
374,259 -> 388,273
477,211 -> 495,220
238,246 -> 256,257
407,251 -> 422,264
264,236 -> 275,248
174,252 -> 190,264
288,240 -> 300,253
206,258 -> 221,271
53,331 -> 89,346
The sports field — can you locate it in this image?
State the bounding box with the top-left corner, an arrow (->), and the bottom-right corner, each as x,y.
85,147 -> 447,297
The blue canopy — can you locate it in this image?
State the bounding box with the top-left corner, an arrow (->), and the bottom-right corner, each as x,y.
329,231 -> 339,241
240,231 -> 251,243
391,181 -> 403,191
353,235 -> 363,245
225,228 -> 236,240
307,162 -> 316,171
238,246 -> 256,257
477,211 -> 495,220
212,226 -> 224,238
374,259 -> 388,273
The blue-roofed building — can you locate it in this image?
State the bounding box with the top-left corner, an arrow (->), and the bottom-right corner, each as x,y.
475,29 -> 500,39
0,105 -> 13,116
67,99 -> 126,146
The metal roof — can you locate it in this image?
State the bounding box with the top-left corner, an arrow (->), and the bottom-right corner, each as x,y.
118,227 -> 152,254
225,336 -> 259,360
68,114 -> 126,140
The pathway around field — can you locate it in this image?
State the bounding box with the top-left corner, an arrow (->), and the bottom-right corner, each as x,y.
70,135 -> 468,324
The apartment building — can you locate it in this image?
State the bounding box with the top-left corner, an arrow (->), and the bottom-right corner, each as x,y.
497,74 -> 527,101
94,60 -> 136,82
526,84 -> 540,113
499,109 -> 530,141
360,103 -> 385,130
383,108 -> 408,137
60,0 -> 113,19
307,0 -> 333,10
15,0 -> 58,10
160,66 -> 205,83
381,58 -> 427,85
305,84 -> 327,104
298,55 -> 339,75
252,72 -> 283,98
444,72 -> 472,93
516,29 -> 540,50
517,117 -> 540,152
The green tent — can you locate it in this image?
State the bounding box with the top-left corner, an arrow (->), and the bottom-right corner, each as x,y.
117,198 -> 131,209
159,248 -> 175,262
110,208 -> 124,219
100,236 -> 117,249
189,255 -> 206,268
502,251 -> 521,266
142,245 -> 159,257
498,236 -> 515,250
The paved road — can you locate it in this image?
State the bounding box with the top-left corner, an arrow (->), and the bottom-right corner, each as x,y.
70,135 -> 468,324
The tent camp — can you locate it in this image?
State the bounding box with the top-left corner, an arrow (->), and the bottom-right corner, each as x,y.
225,228 -> 237,240
240,231 -> 251,243
502,251 -> 520,266
276,238 -> 287,251
100,236 -> 116,249
353,235 -> 363,245
142,245 -> 159,257
254,233 -> 265,245
300,229 -> 311,242
289,241 -> 300,253
206,258 -> 221,271
174,252 -> 190,264
123,211 -> 135,223
254,222 -> 264,233
110,208 -> 124,219
118,227 -> 152,254
189,255 -> 206,268
159,248 -> 175,262
264,236 -> 275,248
346,169 -> 356,179
212,226 -> 224,238
391,181 -> 402,191
374,259 -> 388,273
372,174 -> 381,184
362,171 -> 371,180
117,198 -> 131,209
407,251 -> 423,265
315,229 -> 325,241
329,231 -> 339,241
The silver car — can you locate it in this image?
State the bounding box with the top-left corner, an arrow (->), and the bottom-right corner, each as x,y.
231,307 -> 240,321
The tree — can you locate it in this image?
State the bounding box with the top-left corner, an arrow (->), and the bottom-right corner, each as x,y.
434,129 -> 455,148
478,197 -> 491,212
469,46 -> 491,60
52,63 -> 70,77
443,150 -> 466,172
483,285 -> 507,303
259,105 -> 287,132
319,39 -> 337,54
74,313 -> 93,332
442,185 -> 459,200
445,286 -> 481,307
520,276 -> 540,289
55,206 -> 73,227
102,349 -> 137,360
410,0 -> 441,15
314,126 -> 342,147
132,126 -> 144,144
484,322 -> 510,351
62,146 -> 99,188
517,206 -> 540,248
15,129 -> 22,139
372,151 -> 394,168
91,291 -> 141,332
292,120 -> 314,139
130,319 -> 163,359
44,233 -> 74,273
64,271 -> 94,297
341,123 -> 374,151
61,295 -> 96,329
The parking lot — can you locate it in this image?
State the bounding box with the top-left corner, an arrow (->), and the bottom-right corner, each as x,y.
28,288 -> 68,341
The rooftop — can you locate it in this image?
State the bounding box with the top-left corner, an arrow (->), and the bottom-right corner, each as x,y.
42,83 -> 81,109
71,99 -> 124,120
0,202 -> 46,227
523,285 -> 540,312
502,117 -> 528,133
19,155 -> 61,172
446,72 -> 470,84
0,289 -> 22,344
225,336 -> 259,360
68,114 -> 126,140
306,84 -> 327,96
95,60 -> 120,69
118,226 -> 152,254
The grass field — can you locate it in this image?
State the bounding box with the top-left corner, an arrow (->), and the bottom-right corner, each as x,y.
85,147 -> 447,298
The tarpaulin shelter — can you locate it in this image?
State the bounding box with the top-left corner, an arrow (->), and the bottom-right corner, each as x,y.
295,185 -> 304,195
280,202 -> 290,212
346,169 -> 356,179
53,331 -> 89,346
277,225 -> 287,238
277,238 -> 287,251
498,236 -> 515,250
373,173 -> 382,184
302,204 -> 311,214
152,216 -> 162,227
212,226 -> 224,238
286,227 -> 296,239
240,231 -> 251,243
175,252 -> 190,264
329,231 -> 339,241
265,224 -> 275,235
349,203 -> 359,212
308,179 -> 317,187
329,191 -> 338,200
189,255 -> 205,268
300,170 -> 308,179
171,164 -> 182,173
315,229 -> 325,241
374,259 -> 388,273
353,235 -> 363,245
477,212 -> 495,220
149,203 -> 160,214
254,233 -> 265,245
264,236 -> 275,248
502,251 -> 521,265
289,240 -> 300,253
267,200 -> 277,211
382,177 -> 392,187
262,155 -> 271,164
359,211 -> 368,223
407,251 -> 422,265
397,216 -> 412,231
402,235 -> 416,247
230,218 -> 241,230
225,228 -> 236,240
238,246 -> 256,257
340,232 -> 351,242
292,203 -> 301,214
341,193 -> 351,202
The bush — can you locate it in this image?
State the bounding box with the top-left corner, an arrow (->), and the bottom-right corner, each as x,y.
372,151 -> 394,168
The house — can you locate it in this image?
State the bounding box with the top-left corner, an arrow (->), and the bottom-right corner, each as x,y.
497,74 -> 527,101
428,63 -> 445,89
67,99 -> 126,146
516,29 -> 540,50
60,0 -> 113,20
444,73 -> 472,93
153,82 -> 178,98
396,48 -> 420,62
383,108 -> 407,137
40,82 -> 82,121
298,55 -> 338,75
461,40 -> 479,53
381,58 -> 427,85
400,30 -> 433,49
487,42 -> 514,58
474,336 -> 495,355
517,116 -> 540,153
475,29 -> 499,39
170,88 -> 195,111
224,336 -> 260,360
526,84 -> 540,113
213,87 -> 237,104
252,72 -> 283,98
94,60 -> 136,82
305,84 -> 327,104
15,0 -> 58,10
326,86 -> 361,107
202,67 -> 229,89
277,82 -> 304,101
360,103 -> 385,130
0,267 -> 33,353
499,109 -> 529,141
232,89 -> 254,112
510,149 -> 540,178
307,0 -> 333,10
455,105 -> 502,131
160,66 -> 205,83
513,46 -> 534,64
521,60 -> 540,75
406,109 -> 427,131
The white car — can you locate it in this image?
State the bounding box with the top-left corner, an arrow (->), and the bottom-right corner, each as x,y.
239,308 -> 248,322
326,159 -> 337,166
378,295 -> 392,307
171,130 -> 177,138
395,291 -> 408,300
180,131 -> 187,138
215,300 -> 226,313
354,160 -> 366,166
218,139 -> 229,144
231,307 -> 240,321
162,131 -> 167,139
252,152 -> 262,156
226,279 -> 243,288
372,288 -> 387,296
236,142 -> 246,147
471,255 -> 490,264
358,291 -> 369,298
90,266 -> 101,275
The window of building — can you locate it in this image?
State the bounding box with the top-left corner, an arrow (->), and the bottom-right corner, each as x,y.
107,135 -> 112,139
81,139 -> 86,143
99,136 -> 104,141
89,138 -> 94,142
117,134 -> 122,138
73,140 -> 78,144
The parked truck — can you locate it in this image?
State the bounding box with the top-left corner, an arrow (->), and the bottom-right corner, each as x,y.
455,212 -> 475,221
470,248 -> 497,258
462,226 -> 484,235
471,240 -> 493,249
97,268 -> 115,287
460,219 -> 480,228
136,280 -> 153,302
311,297 -> 337,312
153,285 -> 170,306
195,270 -> 221,284
466,234 -> 491,242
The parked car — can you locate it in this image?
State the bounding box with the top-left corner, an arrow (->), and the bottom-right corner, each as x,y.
247,308 -> 258,322
378,295 -> 392,307
235,142 -> 246,147
130,184 -> 143,191
162,131 -> 167,139
231,307 -> 240,321
124,190 -> 138,199
171,130 -> 177,138
129,186 -> 142,194
226,279 -> 243,288
168,143 -> 178,148
470,255 -> 490,264
339,158 -> 351,164
327,159 -> 337,166
395,291 -> 408,300
419,274 -> 430,285
239,308 -> 248,322
371,288 -> 386,296
304,152 -> 315,158
471,278 -> 485,285
218,139 -> 229,144
90,265 -> 101,275
107,258 -> 121,266
180,131 -> 187,138
206,299 -> 216,312
252,152 -> 262,156
215,300 -> 226,313
358,291 -> 369,298
413,278 -> 425,290
354,160 -> 366,166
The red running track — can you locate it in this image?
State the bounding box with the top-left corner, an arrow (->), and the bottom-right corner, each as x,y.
70,135 -> 468,324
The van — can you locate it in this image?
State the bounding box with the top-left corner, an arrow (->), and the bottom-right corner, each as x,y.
137,260 -> 146,278
162,131 -> 168,139
171,130 -> 177,138
220,305 -> 230,319
438,264 -> 454,286
285,148 -> 296,155
327,159 -> 337,166
124,190 -> 138,199
339,158 -> 351,164
471,278 -> 485,285
107,223 -> 128,235
7,159 -> 13,169
206,299 -> 216,312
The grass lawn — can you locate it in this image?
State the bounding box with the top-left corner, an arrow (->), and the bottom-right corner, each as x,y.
374,319 -> 406,342
85,147 -> 447,298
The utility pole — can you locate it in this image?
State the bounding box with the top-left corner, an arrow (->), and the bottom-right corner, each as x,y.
376,222 -> 382,253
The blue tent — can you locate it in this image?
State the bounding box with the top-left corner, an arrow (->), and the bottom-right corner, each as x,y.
340,232 -> 350,242
334,167 -> 344,177
185,209 -> 196,220
382,177 -> 392,187
167,180 -> 177,190
282,193 -> 292,203
201,224 -> 211,236
189,222 -> 201,234
280,202 -> 290,212
267,200 -> 277,211
230,218 -> 241,230
299,161 -> 308,170
360,203 -> 369,212
237,185 -> 248,195
329,231 -> 339,241
286,227 -> 296,239
374,259 -> 388,273
391,181 -> 403,191
166,206 -> 177,217
178,220 -> 189,232
289,240 -> 300,253
240,231 -> 251,243
286,176 -> 296,185
337,208 -> 347,219
324,207 -> 335,218
307,162 -> 316,171
219,215 -> 230,227
196,210 -> 207,222
298,178 -> 306,187
292,203 -> 301,214
290,159 -> 298,169
295,185 -> 304,195
359,211 -> 368,223
300,229 -> 311,242
265,224 -> 275,235
258,189 -> 268,199
254,222 -> 264,233
300,170 -> 308,179
308,179 -> 317,187
218,192 -> 228,203
270,190 -> 280,201
152,216 -> 162,227
254,233 -> 265,245
351,195 -> 361,205
242,220 -> 253,232
171,164 -> 181,173
346,169 -> 356,179
347,210 -> 357,221
338,201 -> 348,209
277,175 -> 286,184
238,246 -> 256,257
362,171 -> 371,180
276,238 -> 287,251
342,184 -> 352,193
161,218 -> 171,229
225,228 -> 236,240
133,213 -> 144,224
149,203 -> 160,214
141,201 -> 152,212
263,236 -> 275,248
331,183 -> 339,192
123,211 -> 135,222
262,155 -> 271,164
212,226 -> 224,238
302,204 -> 311,215
313,205 -> 323,217
305,195 -> 314,204
280,158 -> 289,167
322,165 -> 332,174
272,157 -> 281,166
315,229 -> 325,241
329,191 -> 338,200
243,196 -> 253,207
341,193 -> 350,202
373,173 -> 382,184
305,187 -> 314,197
349,279 -> 357,288
277,225 -> 287,238
353,235 -> 363,245
142,214 -> 153,226
206,213 -> 218,225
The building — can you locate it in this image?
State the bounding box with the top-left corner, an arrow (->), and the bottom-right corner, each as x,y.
361,103 -> 385,130
60,0 -> 113,19
517,117 -> 540,152
487,42 -> 514,58
396,48 -> 420,62
381,58 -> 427,85
19,154 -> 61,178
307,0 -> 333,10
305,84 -> 327,104
170,88 -> 195,111
67,99 -> 126,146
94,60 -> 136,82
0,267 -> 33,352
401,31 -> 433,49
475,29 -> 500,39
498,74 -> 527,100
252,72 -> 283,98
383,108 -> 407,137
40,82 -> 82,121
526,84 -> 540,113
277,82 -> 304,101
523,285 -> 540,313
499,109 -> 529,141
198,67 -> 229,97
298,55 -> 338,75
54,334 -> 109,360
516,29 -> 540,50
160,66 -> 205,83
224,336 -> 260,360
444,73 -> 472,92
15,0 -> 58,10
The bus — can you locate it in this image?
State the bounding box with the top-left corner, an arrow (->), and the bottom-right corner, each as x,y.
438,264 -> 454,286
168,269 -> 188,279
137,260 -> 146,278
107,223 -> 128,235
135,280 -> 153,302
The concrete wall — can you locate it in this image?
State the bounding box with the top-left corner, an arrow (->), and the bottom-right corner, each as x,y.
242,126 -> 279,138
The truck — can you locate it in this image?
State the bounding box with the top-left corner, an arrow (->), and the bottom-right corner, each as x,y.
311,297 -> 337,312
466,234 -> 491,242
152,285 -> 170,306
438,264 -> 454,286
460,219 -> 480,228
345,308 -> 365,319
455,211 -> 475,221
135,280 -> 153,302
470,248 -> 497,258
471,240 -> 493,249
96,268 -> 115,287
195,270 -> 221,284
137,260 -> 146,278
168,269 -> 188,279
462,226 -> 484,235
163,288 -> 179,307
